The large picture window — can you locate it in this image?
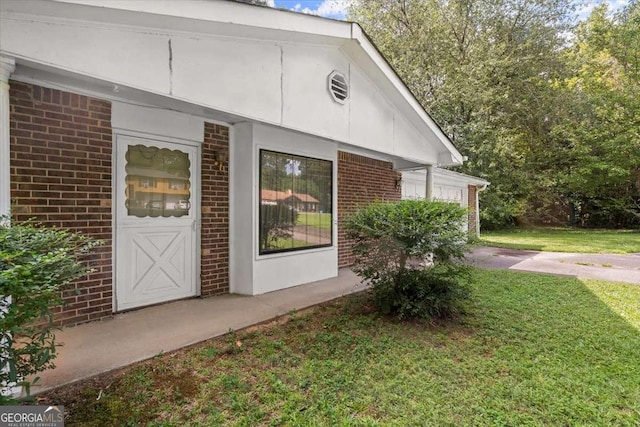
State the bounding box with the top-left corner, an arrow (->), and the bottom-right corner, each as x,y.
259,150 -> 333,254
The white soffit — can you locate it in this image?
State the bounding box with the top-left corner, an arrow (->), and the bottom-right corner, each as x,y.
405,168 -> 490,187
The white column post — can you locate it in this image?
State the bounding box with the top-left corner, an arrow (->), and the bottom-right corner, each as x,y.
0,56 -> 17,398
425,164 -> 434,200
0,56 -> 15,219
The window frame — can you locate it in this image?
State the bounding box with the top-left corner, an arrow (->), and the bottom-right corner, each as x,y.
258,149 -> 334,256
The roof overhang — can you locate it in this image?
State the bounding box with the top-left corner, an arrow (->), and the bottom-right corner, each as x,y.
402,167 -> 490,188
1,0 -> 463,166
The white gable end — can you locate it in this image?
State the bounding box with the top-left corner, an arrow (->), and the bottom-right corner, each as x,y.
0,0 -> 462,167
0,15 -> 171,93
171,35 -> 283,124
349,64 -> 394,153
281,44 -> 350,141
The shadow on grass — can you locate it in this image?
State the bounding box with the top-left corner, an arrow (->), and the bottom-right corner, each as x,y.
479,241 -> 547,251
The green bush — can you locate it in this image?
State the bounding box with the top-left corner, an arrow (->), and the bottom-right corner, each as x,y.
259,204 -> 299,251
372,265 -> 471,319
0,218 -> 100,403
345,200 -> 471,320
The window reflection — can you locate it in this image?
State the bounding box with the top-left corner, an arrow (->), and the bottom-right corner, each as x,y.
259,150 -> 332,254
125,145 -> 191,218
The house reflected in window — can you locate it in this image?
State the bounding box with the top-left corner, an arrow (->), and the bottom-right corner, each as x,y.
125,144 -> 191,217
259,150 -> 332,254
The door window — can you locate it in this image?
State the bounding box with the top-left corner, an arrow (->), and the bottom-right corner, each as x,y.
125,144 -> 191,217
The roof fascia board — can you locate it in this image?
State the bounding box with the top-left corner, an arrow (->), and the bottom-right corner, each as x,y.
2,10 -> 343,50
434,168 -> 490,186
404,168 -> 490,187
2,1 -> 347,46
48,0 -> 351,39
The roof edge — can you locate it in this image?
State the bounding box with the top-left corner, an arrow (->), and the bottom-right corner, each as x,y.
349,22 -> 463,165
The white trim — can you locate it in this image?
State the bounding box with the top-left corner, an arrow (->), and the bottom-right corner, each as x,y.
253,144 -> 337,262
113,133 -> 200,311
43,0 -> 352,39
5,55 -> 248,124
434,168 -> 490,187
0,56 -> 15,219
405,167 -> 490,187
227,123 -> 236,294
196,141 -> 202,297
111,128 -> 117,313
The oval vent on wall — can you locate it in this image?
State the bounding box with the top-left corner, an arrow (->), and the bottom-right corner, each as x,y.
328,70 -> 349,104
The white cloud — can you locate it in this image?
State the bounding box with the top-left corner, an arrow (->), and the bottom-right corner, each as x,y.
315,0 -> 350,18
266,0 -> 276,6
292,0 -> 351,20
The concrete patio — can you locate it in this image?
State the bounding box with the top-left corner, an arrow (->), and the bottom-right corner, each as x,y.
29,268 -> 365,395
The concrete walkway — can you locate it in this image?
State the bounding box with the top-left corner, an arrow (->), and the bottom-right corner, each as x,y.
467,246 -> 640,284
27,248 -> 639,395
30,269 -> 365,395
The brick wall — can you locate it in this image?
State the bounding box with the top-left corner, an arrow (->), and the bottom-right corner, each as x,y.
201,123 -> 229,296
468,185 -> 477,236
337,151 -> 401,267
9,81 -> 113,326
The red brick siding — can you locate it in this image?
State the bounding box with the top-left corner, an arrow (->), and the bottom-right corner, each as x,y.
468,185 -> 477,235
9,81 -> 113,326
337,151 -> 401,267
201,123 -> 229,296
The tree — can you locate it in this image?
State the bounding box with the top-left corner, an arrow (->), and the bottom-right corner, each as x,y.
348,0 -> 579,228
551,3 -> 640,227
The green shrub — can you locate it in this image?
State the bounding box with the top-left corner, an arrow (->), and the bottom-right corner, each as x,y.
372,265 -> 471,319
0,218 -> 100,403
259,204 -> 299,251
345,200 -> 471,320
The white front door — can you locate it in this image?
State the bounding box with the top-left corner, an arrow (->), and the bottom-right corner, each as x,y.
115,135 -> 198,311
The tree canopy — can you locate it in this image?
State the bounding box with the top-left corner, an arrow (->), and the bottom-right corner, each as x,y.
349,0 -> 640,228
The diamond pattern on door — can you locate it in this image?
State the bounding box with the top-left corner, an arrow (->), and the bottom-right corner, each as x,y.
131,231 -> 184,294
118,225 -> 194,310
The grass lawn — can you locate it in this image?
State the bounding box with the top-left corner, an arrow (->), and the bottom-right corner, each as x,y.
480,227 -> 640,254
297,212 -> 332,230
43,269 -> 640,426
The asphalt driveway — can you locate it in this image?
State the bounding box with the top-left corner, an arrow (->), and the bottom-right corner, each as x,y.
467,246 -> 640,284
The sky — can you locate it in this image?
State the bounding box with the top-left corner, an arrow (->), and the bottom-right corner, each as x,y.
270,0 -> 351,20
270,0 -> 630,21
